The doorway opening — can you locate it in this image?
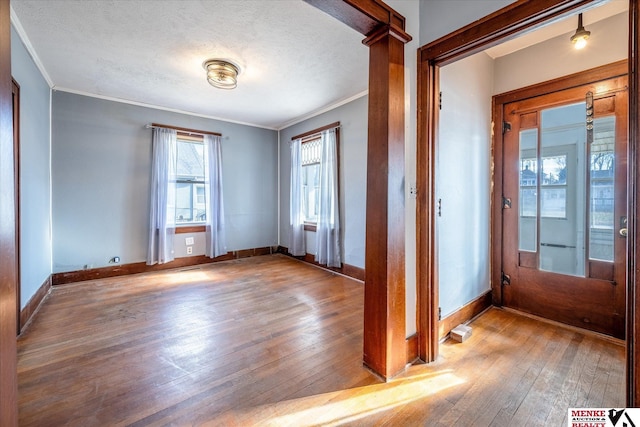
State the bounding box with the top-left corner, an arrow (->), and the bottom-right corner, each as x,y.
417,0 -> 638,406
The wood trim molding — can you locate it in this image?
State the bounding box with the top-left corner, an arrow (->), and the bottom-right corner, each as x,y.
291,121 -> 340,141
416,54 -> 439,364
419,0 -> 592,66
19,275 -> 51,334
303,0 -> 409,41
628,0 -> 640,407
150,123 -> 221,137
493,60 -> 628,105
12,78 -> 19,335
51,247 -> 274,285
276,246 -> 365,282
406,333 -> 418,364
438,291 -> 493,341
175,225 -> 206,234
0,0 -> 18,421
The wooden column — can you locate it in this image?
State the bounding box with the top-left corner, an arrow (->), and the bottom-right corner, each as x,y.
362,25 -> 409,379
0,0 -> 18,423
304,0 -> 411,379
628,0 -> 640,407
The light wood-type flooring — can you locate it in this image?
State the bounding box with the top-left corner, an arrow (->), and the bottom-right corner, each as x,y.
18,254 -> 625,426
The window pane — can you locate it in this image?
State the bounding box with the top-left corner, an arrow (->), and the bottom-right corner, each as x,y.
301,138 -> 321,165
518,129 -> 537,252
589,116 -> 615,262
177,140 -> 205,179
539,102 -> 585,277
176,139 -> 206,224
176,182 -> 194,223
302,163 -> 320,223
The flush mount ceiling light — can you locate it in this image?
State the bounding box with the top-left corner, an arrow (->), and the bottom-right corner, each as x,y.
203,59 -> 240,90
570,13 -> 590,50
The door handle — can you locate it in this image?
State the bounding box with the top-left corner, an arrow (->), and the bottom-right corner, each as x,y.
620,216 -> 628,237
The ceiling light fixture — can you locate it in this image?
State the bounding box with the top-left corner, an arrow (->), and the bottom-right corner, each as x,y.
570,13 -> 590,50
203,59 -> 240,89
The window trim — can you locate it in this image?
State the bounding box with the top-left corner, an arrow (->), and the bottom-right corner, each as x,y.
175,225 -> 205,234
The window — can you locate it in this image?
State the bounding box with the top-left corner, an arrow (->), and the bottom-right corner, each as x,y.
289,123 -> 341,266
176,137 -> 206,224
301,137 -> 321,227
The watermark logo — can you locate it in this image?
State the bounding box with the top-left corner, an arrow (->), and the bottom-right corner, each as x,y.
568,408 -> 639,427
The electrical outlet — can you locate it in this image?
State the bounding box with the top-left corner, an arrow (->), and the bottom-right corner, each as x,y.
185,237 -> 194,245
187,246 -> 193,255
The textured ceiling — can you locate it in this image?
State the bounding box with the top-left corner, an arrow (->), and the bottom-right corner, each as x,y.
10,0 -> 370,129
11,1 -> 627,130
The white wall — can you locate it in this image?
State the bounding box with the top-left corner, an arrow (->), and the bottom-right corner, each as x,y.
279,95 -> 368,269
494,11 -> 628,94
52,92 -> 278,272
11,25 -> 52,309
437,52 -> 494,317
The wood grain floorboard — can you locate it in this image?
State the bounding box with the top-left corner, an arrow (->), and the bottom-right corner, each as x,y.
18,255 -> 625,426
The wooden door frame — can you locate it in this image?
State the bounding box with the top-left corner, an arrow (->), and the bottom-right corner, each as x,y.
0,0 -> 18,423
417,0 -> 640,406
12,79 -> 20,335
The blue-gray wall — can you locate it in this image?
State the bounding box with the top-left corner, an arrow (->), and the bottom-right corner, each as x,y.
52,92 -> 278,272
11,25 -> 52,309
279,95 -> 368,269
419,0 -> 513,45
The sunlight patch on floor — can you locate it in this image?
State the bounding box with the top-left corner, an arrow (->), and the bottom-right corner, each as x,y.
221,369 -> 465,426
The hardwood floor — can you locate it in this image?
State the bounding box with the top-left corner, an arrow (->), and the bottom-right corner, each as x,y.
18,254 -> 625,426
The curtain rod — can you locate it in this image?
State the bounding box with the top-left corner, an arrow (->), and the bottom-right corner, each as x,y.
291,121 -> 340,141
146,123 -> 222,137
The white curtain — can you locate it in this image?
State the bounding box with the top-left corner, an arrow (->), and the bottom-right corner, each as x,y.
147,127 -> 177,265
315,129 -> 341,267
204,134 -> 227,258
289,138 -> 306,256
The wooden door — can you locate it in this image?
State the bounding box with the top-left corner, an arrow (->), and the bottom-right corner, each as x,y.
502,75 -> 628,338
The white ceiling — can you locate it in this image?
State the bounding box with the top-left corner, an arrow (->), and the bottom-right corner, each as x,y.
10,0 -> 370,130
485,0 -> 628,58
10,0 -> 629,131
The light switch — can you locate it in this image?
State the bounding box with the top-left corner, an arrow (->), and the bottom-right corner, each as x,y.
185,237 -> 194,245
